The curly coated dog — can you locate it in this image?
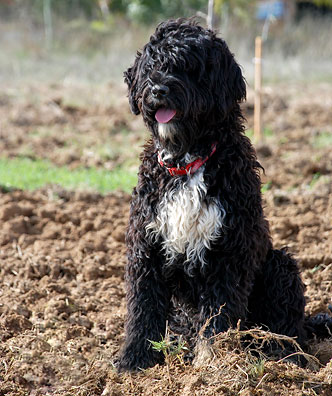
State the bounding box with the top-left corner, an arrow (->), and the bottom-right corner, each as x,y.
117,18 -> 332,372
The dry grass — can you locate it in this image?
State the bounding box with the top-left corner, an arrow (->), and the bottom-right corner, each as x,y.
1,13 -> 332,85
100,327 -> 332,396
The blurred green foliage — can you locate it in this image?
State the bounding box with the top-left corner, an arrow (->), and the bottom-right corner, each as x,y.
0,0 -> 257,23
0,0 -> 331,24
313,0 -> 332,6
0,0 -> 99,20
114,0 -> 207,22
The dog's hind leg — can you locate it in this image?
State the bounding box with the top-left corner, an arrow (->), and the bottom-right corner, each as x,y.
197,255 -> 255,338
247,249 -> 307,357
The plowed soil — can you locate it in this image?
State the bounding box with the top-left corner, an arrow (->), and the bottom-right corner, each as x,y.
0,82 -> 331,395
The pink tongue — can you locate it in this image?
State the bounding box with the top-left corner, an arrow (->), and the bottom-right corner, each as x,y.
155,108 -> 176,123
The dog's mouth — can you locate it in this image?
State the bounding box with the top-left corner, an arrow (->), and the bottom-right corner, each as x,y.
155,108 -> 177,124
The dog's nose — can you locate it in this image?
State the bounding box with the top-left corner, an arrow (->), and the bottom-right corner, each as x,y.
151,84 -> 169,98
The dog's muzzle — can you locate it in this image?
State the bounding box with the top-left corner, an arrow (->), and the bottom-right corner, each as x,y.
151,84 -> 169,99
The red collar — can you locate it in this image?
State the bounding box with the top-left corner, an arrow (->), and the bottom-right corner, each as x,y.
158,142 -> 217,177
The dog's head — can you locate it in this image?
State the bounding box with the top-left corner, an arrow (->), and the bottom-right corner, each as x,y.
124,18 -> 246,157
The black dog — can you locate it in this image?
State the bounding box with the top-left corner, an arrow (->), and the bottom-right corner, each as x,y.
118,18 -> 332,372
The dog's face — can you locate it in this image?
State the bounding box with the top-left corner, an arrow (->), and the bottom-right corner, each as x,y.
124,18 -> 246,157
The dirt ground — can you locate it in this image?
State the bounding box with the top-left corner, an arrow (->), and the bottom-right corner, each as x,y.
0,82 -> 331,395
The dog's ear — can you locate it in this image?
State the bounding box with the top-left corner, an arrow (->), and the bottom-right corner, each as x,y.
209,39 -> 246,117
124,52 -> 142,115
229,59 -> 246,103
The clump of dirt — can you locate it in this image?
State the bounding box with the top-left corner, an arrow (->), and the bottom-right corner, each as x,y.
0,82 -> 331,395
0,189 -> 129,395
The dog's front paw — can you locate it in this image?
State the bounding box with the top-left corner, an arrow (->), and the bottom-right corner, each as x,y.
114,356 -> 136,373
116,344 -> 164,373
116,355 -> 143,373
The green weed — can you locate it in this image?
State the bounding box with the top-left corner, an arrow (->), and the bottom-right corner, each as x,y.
309,172 -> 321,188
249,358 -> 265,381
246,127 -> 274,140
312,131 -> 332,148
261,181 -> 272,193
149,335 -> 188,365
263,127 -> 274,137
246,129 -> 254,139
278,136 -> 289,145
149,334 -> 188,384
310,265 -> 321,274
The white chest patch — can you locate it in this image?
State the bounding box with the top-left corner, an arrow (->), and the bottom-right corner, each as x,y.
147,168 -> 225,268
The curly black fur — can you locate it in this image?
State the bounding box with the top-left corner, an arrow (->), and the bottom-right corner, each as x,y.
117,18 -> 332,372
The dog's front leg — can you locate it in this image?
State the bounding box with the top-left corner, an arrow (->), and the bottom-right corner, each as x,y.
117,248 -> 169,372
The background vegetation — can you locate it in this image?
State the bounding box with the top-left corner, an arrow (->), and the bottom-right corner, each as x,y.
2,0 -> 332,20
0,0 -> 256,22
0,0 -> 331,193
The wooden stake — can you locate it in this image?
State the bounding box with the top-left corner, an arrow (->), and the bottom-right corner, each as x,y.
254,36 -> 262,142
43,0 -> 53,50
207,0 -> 214,30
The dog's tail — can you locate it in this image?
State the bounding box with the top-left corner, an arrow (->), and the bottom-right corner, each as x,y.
305,307 -> 332,339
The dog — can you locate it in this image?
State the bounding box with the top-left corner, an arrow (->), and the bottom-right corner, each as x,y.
117,18 -> 332,372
